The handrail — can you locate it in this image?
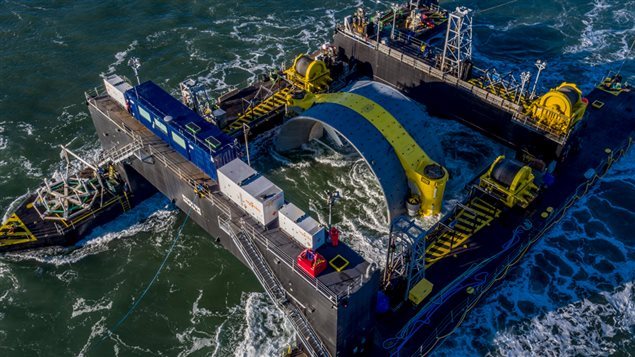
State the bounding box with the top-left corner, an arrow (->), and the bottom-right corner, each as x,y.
402,137 -> 633,356
335,26 -> 567,144
87,94 -> 349,304
239,219 -> 343,304
88,83 -> 237,155
218,215 -> 331,357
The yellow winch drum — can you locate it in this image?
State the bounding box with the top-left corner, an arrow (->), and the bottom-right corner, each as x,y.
537,84 -> 580,118
284,54 -> 332,93
529,82 -> 588,137
294,55 -> 314,77
490,159 -> 525,188
479,156 -> 538,208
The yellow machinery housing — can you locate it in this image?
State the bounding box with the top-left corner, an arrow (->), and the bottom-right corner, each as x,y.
351,8 -> 369,36
528,82 -> 588,137
288,92 -> 448,216
409,278 -> 434,305
225,53 -> 331,133
479,156 -> 538,208
283,54 -> 332,93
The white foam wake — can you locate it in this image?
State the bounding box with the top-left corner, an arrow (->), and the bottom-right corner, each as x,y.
433,150 -> 635,356
2,194 -> 176,266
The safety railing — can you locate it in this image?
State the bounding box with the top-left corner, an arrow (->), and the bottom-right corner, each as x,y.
512,110 -> 571,145
219,214 -> 330,357
335,27 -> 569,145
402,137 -> 633,356
86,93 -> 234,218
89,92 -> 357,304
88,83 -> 237,156
98,141 -> 143,166
218,215 -> 329,356
239,218 -> 345,305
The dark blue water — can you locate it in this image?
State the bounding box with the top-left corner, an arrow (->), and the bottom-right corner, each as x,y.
0,0 -> 633,355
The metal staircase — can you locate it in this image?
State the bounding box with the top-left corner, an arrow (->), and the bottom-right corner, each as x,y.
218,216 -> 330,357
98,140 -> 143,167
425,196 -> 501,266
225,86 -> 292,133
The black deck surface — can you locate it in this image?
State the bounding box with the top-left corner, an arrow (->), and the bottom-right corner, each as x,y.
376,87 -> 634,355
93,95 -> 371,298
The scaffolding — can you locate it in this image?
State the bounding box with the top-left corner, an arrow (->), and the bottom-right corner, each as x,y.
383,216 -> 428,301
441,7 -> 472,78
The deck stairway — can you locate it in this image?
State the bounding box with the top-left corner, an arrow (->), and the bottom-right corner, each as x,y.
98,140 -> 143,167
218,216 -> 330,357
224,86 -> 292,133
425,196 -> 502,267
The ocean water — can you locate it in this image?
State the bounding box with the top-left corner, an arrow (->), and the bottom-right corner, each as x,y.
0,0 -> 633,356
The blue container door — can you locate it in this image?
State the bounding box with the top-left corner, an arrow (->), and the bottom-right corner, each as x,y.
212,145 -> 239,169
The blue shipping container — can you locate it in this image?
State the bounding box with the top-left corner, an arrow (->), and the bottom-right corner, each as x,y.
124,81 -> 238,180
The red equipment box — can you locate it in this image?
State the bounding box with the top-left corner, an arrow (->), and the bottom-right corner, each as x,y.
297,249 -> 327,278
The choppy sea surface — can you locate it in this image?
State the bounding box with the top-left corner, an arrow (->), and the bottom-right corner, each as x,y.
0,0 -> 633,355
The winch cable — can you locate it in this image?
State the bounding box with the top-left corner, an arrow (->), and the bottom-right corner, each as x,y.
385,141 -> 632,355
476,0 -> 518,14
95,206 -> 192,349
617,38 -> 635,74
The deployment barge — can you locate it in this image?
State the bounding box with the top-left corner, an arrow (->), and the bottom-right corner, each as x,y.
1,1 -> 633,356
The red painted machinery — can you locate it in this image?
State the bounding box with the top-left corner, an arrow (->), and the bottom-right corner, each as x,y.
297,249 -> 327,278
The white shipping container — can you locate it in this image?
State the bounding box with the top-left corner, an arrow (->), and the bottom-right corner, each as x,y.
241,176 -> 284,226
103,74 -> 133,108
218,159 -> 284,226
279,203 -> 326,250
218,158 -> 256,205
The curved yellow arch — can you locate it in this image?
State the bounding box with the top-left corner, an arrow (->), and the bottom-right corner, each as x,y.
289,92 -> 448,216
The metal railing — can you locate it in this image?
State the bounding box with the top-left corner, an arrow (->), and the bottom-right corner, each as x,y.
87,84 -> 238,156
219,215 -> 330,357
512,110 -> 571,145
98,141 -> 143,166
87,93 -> 234,216
87,92 -> 361,304
401,137 -> 633,356
239,218 -> 346,304
336,27 -> 570,145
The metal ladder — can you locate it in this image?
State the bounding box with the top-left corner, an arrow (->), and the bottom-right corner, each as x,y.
98,140 -> 143,167
219,217 -> 330,357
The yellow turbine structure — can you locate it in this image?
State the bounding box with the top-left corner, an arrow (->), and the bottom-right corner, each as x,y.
288,91 -> 448,216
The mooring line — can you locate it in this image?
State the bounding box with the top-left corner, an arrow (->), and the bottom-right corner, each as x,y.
95,206 -> 192,349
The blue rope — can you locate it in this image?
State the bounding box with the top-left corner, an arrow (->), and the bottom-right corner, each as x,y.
97,206 -> 192,347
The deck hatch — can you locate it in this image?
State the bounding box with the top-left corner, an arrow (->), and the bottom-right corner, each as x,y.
329,254 -> 349,272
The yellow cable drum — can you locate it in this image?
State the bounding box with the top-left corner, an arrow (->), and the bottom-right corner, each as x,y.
479,156 -> 538,208
283,54 -> 332,93
529,82 -> 588,137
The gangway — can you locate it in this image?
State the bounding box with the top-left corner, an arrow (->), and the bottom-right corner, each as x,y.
98,140 -> 143,167
218,216 -> 330,357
